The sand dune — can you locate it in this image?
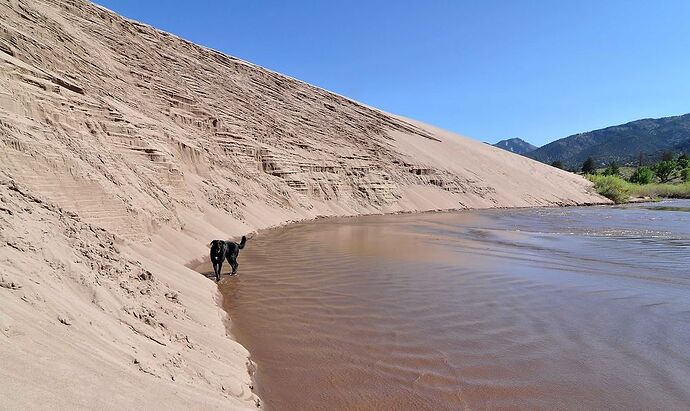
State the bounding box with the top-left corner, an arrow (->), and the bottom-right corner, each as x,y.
0,0 -> 606,409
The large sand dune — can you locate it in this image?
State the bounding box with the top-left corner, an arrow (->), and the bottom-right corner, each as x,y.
0,0 -> 606,409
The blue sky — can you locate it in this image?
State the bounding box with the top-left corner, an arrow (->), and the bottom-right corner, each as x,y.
94,0 -> 690,147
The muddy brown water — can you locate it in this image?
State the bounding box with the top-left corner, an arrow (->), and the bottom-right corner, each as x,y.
195,201 -> 690,410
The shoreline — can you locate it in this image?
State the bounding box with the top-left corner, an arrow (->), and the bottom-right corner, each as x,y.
202,200 -> 684,408
188,200 -> 616,408
187,197 -> 613,270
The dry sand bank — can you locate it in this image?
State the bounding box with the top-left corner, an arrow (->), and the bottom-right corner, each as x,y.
0,0 -> 606,409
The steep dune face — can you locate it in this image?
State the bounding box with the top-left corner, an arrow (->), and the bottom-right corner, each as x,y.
0,0 -> 605,409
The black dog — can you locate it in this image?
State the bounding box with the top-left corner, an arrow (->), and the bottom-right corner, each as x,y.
209,236 -> 247,282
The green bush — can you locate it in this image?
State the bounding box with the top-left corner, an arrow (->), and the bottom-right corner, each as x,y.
654,160 -> 677,182
588,174 -> 690,203
602,161 -> 620,176
588,175 -> 631,203
681,168 -> 690,182
631,182 -> 690,198
581,157 -> 596,174
629,167 -> 654,184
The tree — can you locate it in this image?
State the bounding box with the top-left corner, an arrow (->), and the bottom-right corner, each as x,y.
551,160 -> 563,169
661,151 -> 675,162
602,161 -> 620,176
629,167 -> 654,184
682,168 -> 690,182
654,160 -> 677,182
637,152 -> 645,167
581,157 -> 596,174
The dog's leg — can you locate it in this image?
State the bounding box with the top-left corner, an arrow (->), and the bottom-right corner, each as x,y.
228,255 -> 238,275
217,260 -> 224,282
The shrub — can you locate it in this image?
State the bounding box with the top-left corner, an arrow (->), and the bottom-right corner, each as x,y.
631,182 -> 690,199
551,160 -> 563,169
581,157 -> 596,174
629,167 -> 654,184
654,160 -> 677,182
589,174 -> 690,203
682,168 -> 690,182
602,161 -> 620,176
588,174 -> 631,203
677,158 -> 689,170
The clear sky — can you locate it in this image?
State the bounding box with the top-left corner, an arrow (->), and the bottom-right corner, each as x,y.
93,0 -> 690,147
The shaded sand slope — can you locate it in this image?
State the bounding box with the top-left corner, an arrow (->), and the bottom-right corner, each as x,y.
0,0 -> 606,409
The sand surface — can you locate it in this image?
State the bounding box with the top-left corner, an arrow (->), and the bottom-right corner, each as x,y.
0,0 -> 605,409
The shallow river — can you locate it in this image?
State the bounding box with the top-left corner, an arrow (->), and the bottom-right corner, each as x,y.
210,200 -> 690,410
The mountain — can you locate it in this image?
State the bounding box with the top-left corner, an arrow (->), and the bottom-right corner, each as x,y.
527,113 -> 690,168
0,0 -> 605,409
493,138 -> 538,155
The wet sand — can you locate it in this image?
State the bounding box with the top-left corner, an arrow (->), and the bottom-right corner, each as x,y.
198,201 -> 690,410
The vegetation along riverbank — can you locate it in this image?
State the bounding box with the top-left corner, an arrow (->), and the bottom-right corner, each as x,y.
584,152 -> 690,203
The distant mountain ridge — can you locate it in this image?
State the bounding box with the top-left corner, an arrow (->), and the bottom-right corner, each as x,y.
492,138 -> 538,155
527,113 -> 690,168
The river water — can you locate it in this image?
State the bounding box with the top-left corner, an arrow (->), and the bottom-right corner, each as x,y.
209,201 -> 690,410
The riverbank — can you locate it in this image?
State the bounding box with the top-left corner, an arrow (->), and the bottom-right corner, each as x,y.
588,174 -> 690,203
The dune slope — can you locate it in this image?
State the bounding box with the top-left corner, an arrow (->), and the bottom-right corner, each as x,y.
0,0 -> 605,409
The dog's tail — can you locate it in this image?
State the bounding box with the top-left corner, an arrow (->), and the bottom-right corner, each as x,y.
238,235 -> 247,249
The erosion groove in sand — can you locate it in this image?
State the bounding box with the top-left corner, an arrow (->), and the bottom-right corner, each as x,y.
0,0 -> 605,409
